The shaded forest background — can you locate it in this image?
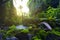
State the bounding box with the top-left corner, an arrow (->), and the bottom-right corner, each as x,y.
0,0 -> 60,27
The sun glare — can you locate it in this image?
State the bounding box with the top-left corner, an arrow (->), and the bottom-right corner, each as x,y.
13,0 -> 29,16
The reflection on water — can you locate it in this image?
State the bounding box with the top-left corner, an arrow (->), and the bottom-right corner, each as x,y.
16,25 -> 27,29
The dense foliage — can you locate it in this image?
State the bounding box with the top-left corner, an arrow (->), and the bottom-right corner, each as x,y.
0,0 -> 60,40
0,25 -> 60,40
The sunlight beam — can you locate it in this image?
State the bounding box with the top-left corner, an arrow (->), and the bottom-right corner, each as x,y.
13,0 -> 29,16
